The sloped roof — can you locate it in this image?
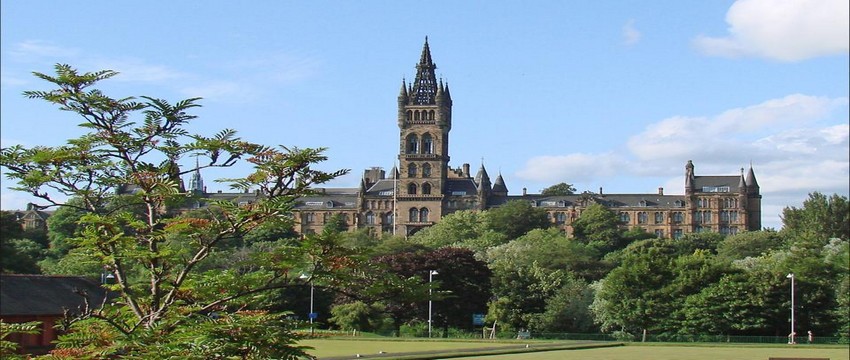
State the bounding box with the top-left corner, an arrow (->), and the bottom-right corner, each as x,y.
0,275 -> 110,316
694,176 -> 742,192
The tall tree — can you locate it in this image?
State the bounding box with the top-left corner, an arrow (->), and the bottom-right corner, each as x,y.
0,64 -> 348,358
571,203 -> 624,252
781,192 -> 850,247
483,200 -> 550,240
541,182 -> 576,196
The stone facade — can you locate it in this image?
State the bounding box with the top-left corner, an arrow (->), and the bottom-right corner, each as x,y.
187,39 -> 763,239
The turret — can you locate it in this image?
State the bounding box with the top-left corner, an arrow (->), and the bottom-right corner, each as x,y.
492,174 -> 508,197
685,160 -> 695,195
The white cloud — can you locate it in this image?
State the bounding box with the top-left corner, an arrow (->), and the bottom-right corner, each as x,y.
516,152 -> 627,183
9,40 -> 80,59
627,95 -> 848,162
622,19 -> 641,46
179,81 -> 256,102
694,0 -> 850,61
88,57 -> 186,83
515,94 -> 849,230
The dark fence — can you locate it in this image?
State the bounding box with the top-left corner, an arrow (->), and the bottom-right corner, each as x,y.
315,329 -> 846,345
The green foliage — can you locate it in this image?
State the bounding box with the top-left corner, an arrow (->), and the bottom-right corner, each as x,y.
0,320 -> 41,358
541,182 -> 576,195
409,210 -> 486,249
0,64 -> 348,358
717,230 -> 784,260
570,203 -> 625,252
483,201 -> 550,240
782,192 -> 850,247
329,301 -> 387,332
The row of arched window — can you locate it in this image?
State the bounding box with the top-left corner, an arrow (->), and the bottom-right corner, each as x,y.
697,197 -> 740,208
406,133 -> 434,154
341,209 -> 432,225
406,109 -> 436,122
407,163 -> 432,178
407,182 -> 433,195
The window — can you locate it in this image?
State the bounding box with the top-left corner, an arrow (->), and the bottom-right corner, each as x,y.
654,212 -> 664,224
408,183 -> 417,195
409,208 -> 419,222
655,229 -> 664,238
419,207 -> 429,222
673,229 -> 683,239
422,134 -> 433,154
408,163 -> 417,178
305,213 -> 314,224
406,134 -> 419,153
555,212 -> 567,224
422,163 -> 432,177
638,212 -> 648,224
365,212 -> 375,225
383,212 -> 394,225
672,212 -> 684,224
619,212 -> 631,224
422,183 -> 432,195
702,186 -> 730,193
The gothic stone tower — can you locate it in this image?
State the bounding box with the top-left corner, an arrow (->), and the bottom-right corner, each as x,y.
395,38 -> 453,236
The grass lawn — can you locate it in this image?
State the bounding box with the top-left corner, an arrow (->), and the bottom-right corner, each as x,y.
300,338 -> 850,360
468,344 -> 850,360
299,338 -> 535,358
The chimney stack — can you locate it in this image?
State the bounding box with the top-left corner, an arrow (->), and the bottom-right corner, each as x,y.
658,187 -> 664,195
522,187 -> 527,196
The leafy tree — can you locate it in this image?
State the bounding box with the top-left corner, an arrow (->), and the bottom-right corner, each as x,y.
329,301 -> 387,332
1,211 -> 35,273
717,230 -> 784,260
781,192 -> 850,247
0,320 -> 41,359
369,247 -> 491,333
571,203 -> 624,252
409,210 -> 485,249
541,182 -> 576,195
0,64 -> 347,358
483,200 -> 550,240
486,228 -> 601,331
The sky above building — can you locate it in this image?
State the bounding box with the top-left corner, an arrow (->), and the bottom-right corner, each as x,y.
1,0 -> 848,230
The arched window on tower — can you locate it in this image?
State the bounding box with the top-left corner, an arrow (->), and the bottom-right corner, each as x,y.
422,163 -> 432,177
414,111 -> 420,121
407,134 -> 419,154
409,208 -> 419,222
419,207 -> 429,222
422,183 -> 431,195
422,134 -> 433,154
406,110 -> 412,122
408,163 -> 417,178
429,110 -> 435,120
408,183 -> 417,195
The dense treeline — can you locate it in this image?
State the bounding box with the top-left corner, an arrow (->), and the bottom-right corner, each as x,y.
4,192 -> 847,342
0,65 -> 847,358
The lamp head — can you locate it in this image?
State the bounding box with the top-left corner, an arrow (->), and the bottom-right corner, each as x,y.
786,273 -> 794,279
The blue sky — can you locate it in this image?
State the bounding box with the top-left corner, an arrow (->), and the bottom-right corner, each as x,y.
1,0 -> 848,230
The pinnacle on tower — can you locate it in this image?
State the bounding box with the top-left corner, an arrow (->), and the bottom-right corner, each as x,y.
411,37 -> 439,105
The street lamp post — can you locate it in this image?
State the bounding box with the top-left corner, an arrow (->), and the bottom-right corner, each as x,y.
787,273 -> 795,344
428,270 -> 438,338
300,274 -> 315,335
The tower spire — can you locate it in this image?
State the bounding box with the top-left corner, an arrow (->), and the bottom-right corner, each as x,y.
411,37 -> 438,105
